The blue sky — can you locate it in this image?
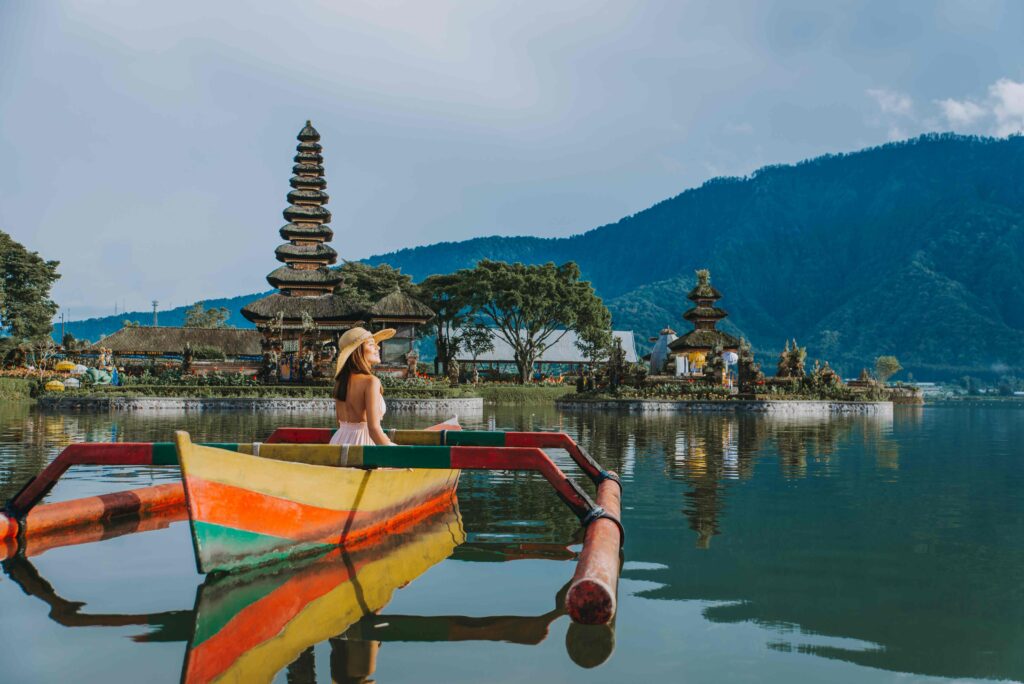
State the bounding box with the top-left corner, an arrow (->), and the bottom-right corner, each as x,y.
1,1 -> 1022,319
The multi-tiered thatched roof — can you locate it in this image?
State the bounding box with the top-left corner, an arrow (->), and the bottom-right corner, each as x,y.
669,269 -> 739,352
241,121 -> 361,331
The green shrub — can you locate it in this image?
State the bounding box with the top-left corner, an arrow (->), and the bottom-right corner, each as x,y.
123,369 -> 261,387
0,377 -> 34,401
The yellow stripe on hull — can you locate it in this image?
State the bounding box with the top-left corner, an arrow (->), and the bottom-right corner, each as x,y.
175,433 -> 460,573
183,441 -> 458,513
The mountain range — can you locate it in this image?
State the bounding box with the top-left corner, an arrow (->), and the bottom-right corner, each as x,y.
64,134 -> 1024,380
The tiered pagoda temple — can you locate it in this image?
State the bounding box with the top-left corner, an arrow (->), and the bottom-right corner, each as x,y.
242,121 -> 433,380
668,269 -> 739,375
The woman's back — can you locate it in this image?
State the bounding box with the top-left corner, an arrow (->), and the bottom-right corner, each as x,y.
329,327 -> 395,447
336,374 -> 385,424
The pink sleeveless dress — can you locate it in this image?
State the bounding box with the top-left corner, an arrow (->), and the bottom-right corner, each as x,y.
329,394 -> 387,445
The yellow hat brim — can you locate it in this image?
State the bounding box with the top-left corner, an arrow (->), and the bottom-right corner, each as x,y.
334,328 -> 397,377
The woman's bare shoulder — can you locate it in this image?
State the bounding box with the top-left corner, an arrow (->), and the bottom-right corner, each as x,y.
351,374 -> 381,389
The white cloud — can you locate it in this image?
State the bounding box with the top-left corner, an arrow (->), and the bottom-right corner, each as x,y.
989,78 -> 1024,136
877,78 -> 1024,138
931,78 -> 1024,136
937,98 -> 986,127
867,88 -> 913,116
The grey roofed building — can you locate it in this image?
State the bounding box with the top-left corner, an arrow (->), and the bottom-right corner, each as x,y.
453,329 -> 638,364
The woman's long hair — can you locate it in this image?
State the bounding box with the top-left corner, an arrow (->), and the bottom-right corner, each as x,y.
333,345 -> 374,401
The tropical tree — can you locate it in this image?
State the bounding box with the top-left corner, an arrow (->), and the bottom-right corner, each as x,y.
574,326 -> 614,366
183,302 -> 231,328
334,262 -> 414,310
417,273 -> 472,376
461,260 -> 611,383
0,230 -> 60,363
874,355 -> 902,383
460,324 -> 495,364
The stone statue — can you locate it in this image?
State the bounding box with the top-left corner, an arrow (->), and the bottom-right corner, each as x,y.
447,358 -> 460,387
181,342 -> 193,375
405,348 -> 420,378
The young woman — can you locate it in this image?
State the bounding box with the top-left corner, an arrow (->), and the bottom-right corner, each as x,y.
329,326 -> 397,446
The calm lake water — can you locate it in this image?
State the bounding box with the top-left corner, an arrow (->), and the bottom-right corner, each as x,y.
0,403 -> 1021,683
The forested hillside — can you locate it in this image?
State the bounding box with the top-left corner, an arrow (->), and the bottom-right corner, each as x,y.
65,134 -> 1024,379
365,134 -> 1024,378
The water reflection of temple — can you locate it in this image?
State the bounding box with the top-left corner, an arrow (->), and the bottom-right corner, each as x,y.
667,416 -> 756,548
555,410 -> 896,550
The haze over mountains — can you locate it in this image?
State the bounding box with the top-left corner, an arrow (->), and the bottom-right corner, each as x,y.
66,134 -> 1024,379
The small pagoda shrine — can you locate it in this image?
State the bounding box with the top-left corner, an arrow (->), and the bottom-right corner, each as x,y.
668,269 -> 739,377
242,121 -> 363,380
241,121 -> 434,380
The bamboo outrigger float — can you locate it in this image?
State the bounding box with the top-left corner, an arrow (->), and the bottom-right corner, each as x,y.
2,425 -> 623,625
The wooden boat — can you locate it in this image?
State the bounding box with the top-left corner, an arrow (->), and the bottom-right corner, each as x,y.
182,502 -> 464,684
175,431 -> 460,574
4,421 -> 623,625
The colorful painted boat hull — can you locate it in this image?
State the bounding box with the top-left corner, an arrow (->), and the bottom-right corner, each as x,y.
182,503 -> 464,684
175,433 -> 460,574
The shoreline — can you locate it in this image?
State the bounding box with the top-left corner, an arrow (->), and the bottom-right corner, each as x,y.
556,398 -> 893,415
37,395 -> 484,413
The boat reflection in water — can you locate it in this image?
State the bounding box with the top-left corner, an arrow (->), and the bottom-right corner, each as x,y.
3,498 -> 615,683
183,502 -> 466,683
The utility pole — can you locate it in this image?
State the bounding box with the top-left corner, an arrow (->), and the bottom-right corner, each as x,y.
60,312 -> 65,344
152,300 -> 159,327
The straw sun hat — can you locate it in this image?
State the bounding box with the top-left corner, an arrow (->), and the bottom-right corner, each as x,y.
334,326 -> 395,376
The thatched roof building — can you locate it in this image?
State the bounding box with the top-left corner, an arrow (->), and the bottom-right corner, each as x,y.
367,289 -> 436,322
93,327 -> 263,357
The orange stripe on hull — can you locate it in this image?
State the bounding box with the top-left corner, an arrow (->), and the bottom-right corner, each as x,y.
187,476 -> 457,548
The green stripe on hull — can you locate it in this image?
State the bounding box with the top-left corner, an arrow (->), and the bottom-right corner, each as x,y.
363,446 -> 452,469
152,442 -> 180,465
192,521 -> 334,575
153,441 -> 241,465
446,430 -> 507,447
